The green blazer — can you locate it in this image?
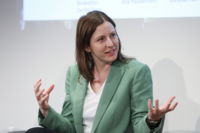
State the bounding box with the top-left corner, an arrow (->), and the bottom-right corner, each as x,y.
38,59 -> 163,133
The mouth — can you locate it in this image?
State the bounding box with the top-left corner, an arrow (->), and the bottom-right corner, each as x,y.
105,49 -> 115,54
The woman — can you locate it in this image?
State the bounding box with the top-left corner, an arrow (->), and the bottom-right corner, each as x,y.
28,11 -> 178,133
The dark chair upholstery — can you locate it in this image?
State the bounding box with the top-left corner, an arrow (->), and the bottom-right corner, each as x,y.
8,131 -> 26,133
159,114 -> 166,133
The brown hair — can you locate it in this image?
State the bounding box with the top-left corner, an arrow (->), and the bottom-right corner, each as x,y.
76,11 -> 132,82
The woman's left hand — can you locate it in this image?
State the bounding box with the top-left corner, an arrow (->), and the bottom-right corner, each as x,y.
147,96 -> 178,121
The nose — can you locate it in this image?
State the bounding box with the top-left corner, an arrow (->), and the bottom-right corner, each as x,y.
106,37 -> 114,47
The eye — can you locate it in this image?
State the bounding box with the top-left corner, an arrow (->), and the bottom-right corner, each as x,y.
111,33 -> 116,37
97,37 -> 103,42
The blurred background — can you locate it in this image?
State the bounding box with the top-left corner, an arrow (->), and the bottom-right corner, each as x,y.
0,0 -> 200,133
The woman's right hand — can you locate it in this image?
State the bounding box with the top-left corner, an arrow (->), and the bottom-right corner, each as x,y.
34,79 -> 54,117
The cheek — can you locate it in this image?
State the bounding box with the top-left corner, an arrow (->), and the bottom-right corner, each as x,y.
92,44 -> 105,54
114,39 -> 119,48
115,40 -> 119,53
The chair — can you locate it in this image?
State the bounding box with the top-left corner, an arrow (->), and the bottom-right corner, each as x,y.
8,131 -> 26,133
159,114 -> 166,133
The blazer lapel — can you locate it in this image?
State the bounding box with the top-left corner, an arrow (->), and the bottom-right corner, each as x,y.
73,76 -> 88,133
91,60 -> 126,133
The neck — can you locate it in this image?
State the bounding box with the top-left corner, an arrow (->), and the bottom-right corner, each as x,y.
93,61 -> 112,83
94,62 -> 111,73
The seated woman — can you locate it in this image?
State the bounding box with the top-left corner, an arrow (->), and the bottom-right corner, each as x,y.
27,11 -> 178,133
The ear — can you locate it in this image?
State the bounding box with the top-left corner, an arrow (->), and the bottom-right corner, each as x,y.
84,45 -> 91,53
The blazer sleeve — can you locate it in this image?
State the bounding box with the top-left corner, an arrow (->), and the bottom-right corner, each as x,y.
38,66 -> 76,133
130,64 -> 163,133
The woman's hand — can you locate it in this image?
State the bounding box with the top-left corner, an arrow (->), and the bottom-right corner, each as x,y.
147,96 -> 178,121
34,79 -> 54,117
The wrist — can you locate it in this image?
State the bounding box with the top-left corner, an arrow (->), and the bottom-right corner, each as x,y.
147,117 -> 161,125
40,109 -> 49,117
147,115 -> 160,121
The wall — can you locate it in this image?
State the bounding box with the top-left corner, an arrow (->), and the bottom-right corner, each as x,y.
0,0 -> 200,132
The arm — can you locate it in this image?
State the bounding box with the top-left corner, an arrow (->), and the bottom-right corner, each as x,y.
130,64 -> 162,133
38,66 -> 76,133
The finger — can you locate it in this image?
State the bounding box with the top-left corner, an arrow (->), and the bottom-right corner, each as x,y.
46,94 -> 50,103
34,79 -> 41,87
155,99 -> 159,113
34,82 -> 42,94
168,102 -> 178,112
164,101 -> 171,112
167,96 -> 176,104
148,99 -> 154,113
44,84 -> 54,94
36,88 -> 45,101
164,96 -> 176,111
39,94 -> 49,105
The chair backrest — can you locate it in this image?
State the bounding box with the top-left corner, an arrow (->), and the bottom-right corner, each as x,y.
159,114 -> 166,133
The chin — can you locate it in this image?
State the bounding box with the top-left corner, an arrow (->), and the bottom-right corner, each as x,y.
107,55 -> 118,63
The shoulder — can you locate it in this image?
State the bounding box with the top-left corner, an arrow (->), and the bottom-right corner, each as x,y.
120,60 -> 152,82
66,64 -> 79,76
122,59 -> 151,72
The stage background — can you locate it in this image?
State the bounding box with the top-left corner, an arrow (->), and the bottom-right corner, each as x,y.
0,0 -> 200,133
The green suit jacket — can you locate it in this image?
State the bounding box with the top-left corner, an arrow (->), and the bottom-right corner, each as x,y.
38,59 -> 163,133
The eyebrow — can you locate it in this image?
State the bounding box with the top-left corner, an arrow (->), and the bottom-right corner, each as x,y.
95,31 -> 116,39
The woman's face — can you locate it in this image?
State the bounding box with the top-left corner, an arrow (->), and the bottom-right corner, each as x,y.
85,21 -> 119,65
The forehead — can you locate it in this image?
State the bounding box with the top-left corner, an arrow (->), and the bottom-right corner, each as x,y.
92,21 -> 115,38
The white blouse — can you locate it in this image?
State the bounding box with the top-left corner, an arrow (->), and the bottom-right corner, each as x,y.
82,80 -> 106,133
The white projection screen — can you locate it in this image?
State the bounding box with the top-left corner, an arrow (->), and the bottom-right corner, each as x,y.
0,0 -> 200,133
